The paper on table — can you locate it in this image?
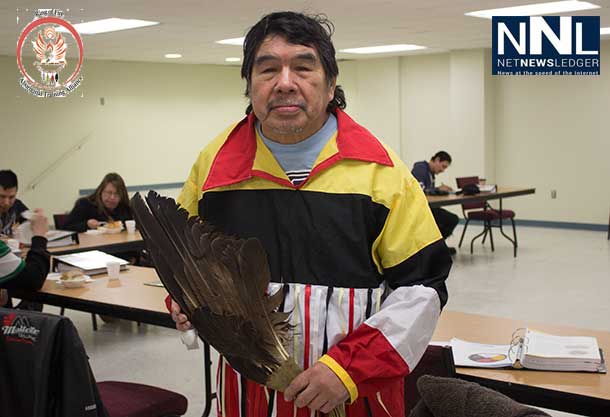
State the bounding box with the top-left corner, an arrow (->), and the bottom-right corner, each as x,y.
450,338 -> 513,368
54,250 -> 129,275
524,329 -> 600,360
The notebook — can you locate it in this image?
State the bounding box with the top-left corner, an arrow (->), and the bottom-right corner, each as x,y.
44,230 -> 79,248
18,228 -> 78,247
445,328 -> 606,373
54,250 -> 129,275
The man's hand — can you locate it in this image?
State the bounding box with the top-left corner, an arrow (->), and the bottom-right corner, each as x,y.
30,209 -> 48,237
284,362 -> 349,413
0,289 -> 8,306
87,219 -> 100,229
170,299 -> 192,331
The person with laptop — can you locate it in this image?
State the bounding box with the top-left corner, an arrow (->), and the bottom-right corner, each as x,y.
412,151 -> 459,254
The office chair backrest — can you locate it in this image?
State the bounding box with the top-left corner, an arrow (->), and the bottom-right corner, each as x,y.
456,176 -> 485,211
404,344 -> 456,414
53,213 -> 70,230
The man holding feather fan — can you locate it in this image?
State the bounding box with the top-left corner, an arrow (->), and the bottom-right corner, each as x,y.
169,11 -> 452,417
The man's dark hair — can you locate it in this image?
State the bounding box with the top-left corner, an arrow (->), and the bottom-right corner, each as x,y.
0,170 -> 18,190
241,11 -> 346,114
431,151 -> 452,164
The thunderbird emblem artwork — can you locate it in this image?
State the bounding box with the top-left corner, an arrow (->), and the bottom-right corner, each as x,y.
16,9 -> 84,97
32,26 -> 67,86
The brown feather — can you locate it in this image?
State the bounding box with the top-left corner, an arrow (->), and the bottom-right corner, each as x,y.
132,192 -> 346,417
131,191 -> 292,385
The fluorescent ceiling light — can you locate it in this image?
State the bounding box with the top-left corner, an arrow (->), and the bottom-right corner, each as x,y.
164,53 -> 182,59
601,27 -> 610,35
56,18 -> 159,34
340,44 -> 426,54
225,57 -> 241,62
465,1 -> 600,19
216,37 -> 245,45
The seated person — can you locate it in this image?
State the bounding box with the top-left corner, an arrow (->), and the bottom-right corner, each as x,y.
64,173 -> 133,233
412,151 -> 459,254
0,170 -> 29,237
0,210 -> 50,307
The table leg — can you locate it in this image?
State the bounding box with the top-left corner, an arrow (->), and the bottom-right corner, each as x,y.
497,198 -> 517,256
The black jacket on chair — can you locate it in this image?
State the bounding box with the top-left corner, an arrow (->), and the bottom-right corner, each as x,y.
0,308 -> 107,417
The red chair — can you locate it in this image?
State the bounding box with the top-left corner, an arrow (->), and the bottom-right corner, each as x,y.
404,345 -> 456,414
456,176 -> 518,257
98,381 -> 187,417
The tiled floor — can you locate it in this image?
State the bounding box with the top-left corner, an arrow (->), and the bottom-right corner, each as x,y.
52,225 -> 609,417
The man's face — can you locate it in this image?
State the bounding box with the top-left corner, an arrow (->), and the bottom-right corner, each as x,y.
249,35 -> 335,144
0,186 -> 17,215
430,158 -> 450,174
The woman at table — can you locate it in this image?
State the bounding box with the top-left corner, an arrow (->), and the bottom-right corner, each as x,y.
64,173 -> 133,233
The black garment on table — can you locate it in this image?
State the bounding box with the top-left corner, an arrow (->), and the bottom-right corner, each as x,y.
0,308 -> 108,417
63,197 -> 132,233
0,199 -> 28,236
431,208 -> 459,240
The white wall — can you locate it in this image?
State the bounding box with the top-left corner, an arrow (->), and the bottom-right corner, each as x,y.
338,58 -> 402,154
494,41 -> 610,224
1,41 -> 608,225
400,53 -> 451,167
399,50 -> 495,188
397,44 -> 609,225
0,56 -> 246,216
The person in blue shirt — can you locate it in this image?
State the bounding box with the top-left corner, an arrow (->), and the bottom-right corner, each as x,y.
412,151 -> 458,254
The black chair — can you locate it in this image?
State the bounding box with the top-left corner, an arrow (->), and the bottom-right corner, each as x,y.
53,213 -> 70,229
404,345 -> 456,415
0,307 -> 187,417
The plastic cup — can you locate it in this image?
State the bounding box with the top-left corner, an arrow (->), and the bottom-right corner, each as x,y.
125,220 -> 136,234
16,222 -> 33,244
106,261 -> 121,280
7,239 -> 20,251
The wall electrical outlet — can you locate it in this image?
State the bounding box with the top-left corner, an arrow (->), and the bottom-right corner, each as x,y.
551,190 -> 557,199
